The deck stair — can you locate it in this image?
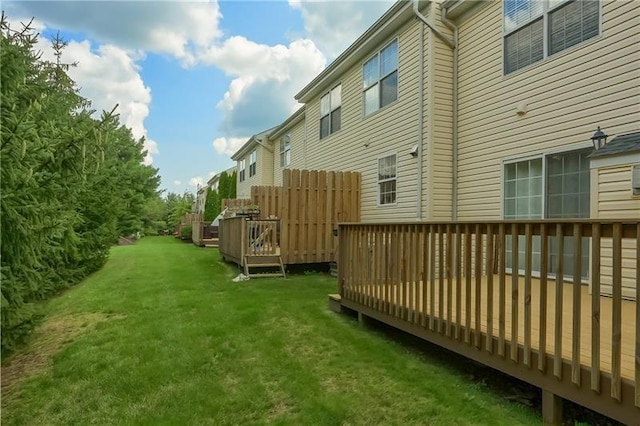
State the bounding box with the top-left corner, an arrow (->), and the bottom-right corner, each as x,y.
201,238 -> 218,248
243,255 -> 286,278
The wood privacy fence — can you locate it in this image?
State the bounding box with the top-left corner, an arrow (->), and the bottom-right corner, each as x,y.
222,198 -> 253,211
176,213 -> 201,238
249,169 -> 361,264
338,220 -> 639,424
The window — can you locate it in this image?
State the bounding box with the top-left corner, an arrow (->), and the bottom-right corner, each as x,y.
239,159 -> 246,182
503,149 -> 591,279
249,150 -> 257,177
280,134 -> 291,167
363,40 -> 398,115
378,154 -> 397,205
504,0 -> 600,74
320,84 -> 341,139
632,164 -> 640,196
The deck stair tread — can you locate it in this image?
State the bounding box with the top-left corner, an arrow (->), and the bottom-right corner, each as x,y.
244,255 -> 286,278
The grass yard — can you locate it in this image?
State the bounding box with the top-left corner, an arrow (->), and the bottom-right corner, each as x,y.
1,237 -> 539,425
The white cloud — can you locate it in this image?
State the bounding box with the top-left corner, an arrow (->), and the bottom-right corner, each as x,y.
6,1 -> 222,66
212,136 -> 250,157
203,37 -> 325,136
189,177 -> 205,188
289,0 -> 394,60
174,180 -> 182,186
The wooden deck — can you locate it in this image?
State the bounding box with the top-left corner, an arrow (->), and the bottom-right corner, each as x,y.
337,220 -> 639,425
346,277 -> 635,380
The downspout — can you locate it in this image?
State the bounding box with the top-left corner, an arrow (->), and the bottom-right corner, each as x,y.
440,7 -> 459,221
412,0 -> 457,220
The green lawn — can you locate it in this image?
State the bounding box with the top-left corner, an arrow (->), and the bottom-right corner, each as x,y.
2,237 -> 539,425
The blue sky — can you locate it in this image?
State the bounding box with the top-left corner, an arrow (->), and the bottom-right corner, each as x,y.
4,0 -> 394,194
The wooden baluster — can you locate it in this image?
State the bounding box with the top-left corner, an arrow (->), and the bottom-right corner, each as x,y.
611,222 -> 622,401
430,224 -> 436,331
439,224 -> 445,334
401,225 -> 408,320
539,223 -> 549,373
422,225 -> 430,327
524,223 -> 532,368
413,224 -> 420,325
511,223 -> 519,363
591,222 -> 601,392
464,224 -> 472,344
498,222 -> 506,357
554,223 -> 564,380
475,224 -> 482,348
572,223 -> 582,386
485,223 -> 494,353
456,224 -> 462,340
447,224 -> 453,337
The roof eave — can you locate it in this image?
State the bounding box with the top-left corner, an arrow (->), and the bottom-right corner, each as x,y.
269,106 -> 306,140
295,0 -> 430,103
231,136 -> 257,161
443,0 -> 491,20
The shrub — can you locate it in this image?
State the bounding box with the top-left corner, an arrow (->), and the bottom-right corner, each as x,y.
180,225 -> 193,241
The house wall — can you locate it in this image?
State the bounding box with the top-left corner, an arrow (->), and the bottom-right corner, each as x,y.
302,4 -> 452,222
236,144 -> 274,198
590,160 -> 640,299
271,117 -> 306,187
455,0 -> 640,221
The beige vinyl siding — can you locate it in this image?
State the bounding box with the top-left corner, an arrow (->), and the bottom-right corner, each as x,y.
456,0 -> 640,221
272,118 -> 306,186
591,164 -> 640,299
428,3 -> 454,220
236,145 -> 274,198
303,17 -> 430,222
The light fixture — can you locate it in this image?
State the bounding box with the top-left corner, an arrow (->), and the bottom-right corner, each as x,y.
590,126 -> 608,150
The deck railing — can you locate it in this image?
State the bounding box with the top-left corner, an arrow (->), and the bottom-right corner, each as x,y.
338,220 -> 639,424
219,217 -> 281,264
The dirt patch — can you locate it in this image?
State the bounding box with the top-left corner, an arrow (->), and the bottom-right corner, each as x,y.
1,312 -> 126,393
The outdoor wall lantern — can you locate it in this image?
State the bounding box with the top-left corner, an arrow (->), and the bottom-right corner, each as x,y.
590,126 -> 608,150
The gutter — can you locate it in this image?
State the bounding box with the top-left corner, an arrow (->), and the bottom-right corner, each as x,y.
411,1 -> 458,221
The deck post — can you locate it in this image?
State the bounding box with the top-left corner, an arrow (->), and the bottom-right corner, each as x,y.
541,389 -> 563,426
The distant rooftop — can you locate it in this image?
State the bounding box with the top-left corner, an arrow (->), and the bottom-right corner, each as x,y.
589,132 -> 640,158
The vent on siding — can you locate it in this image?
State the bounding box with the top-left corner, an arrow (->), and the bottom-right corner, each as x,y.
633,164 -> 640,196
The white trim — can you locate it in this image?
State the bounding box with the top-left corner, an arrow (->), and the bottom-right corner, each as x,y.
377,152 -> 398,207
589,152 -> 640,169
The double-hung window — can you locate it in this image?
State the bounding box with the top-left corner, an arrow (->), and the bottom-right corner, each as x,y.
378,154 -> 397,205
504,0 -> 600,74
320,84 -> 341,139
249,150 -> 257,177
363,40 -> 398,115
280,134 -> 291,167
239,159 -> 246,182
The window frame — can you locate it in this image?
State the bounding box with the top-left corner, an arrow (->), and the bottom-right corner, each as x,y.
280,133 -> 291,167
239,159 -> 246,182
377,153 -> 398,207
319,83 -> 342,139
502,145 -> 592,281
249,150 -> 257,177
502,0 -> 602,75
632,164 -> 640,197
363,38 -> 399,117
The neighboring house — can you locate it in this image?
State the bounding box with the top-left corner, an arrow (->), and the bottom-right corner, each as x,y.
232,128 -> 277,198
268,106 -> 306,186
194,185 -> 207,214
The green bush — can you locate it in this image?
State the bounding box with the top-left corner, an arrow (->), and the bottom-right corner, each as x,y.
180,225 -> 193,240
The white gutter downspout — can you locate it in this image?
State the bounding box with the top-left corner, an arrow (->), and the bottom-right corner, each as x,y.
416,20 -> 425,219
411,1 -> 457,220
440,7 -> 459,221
